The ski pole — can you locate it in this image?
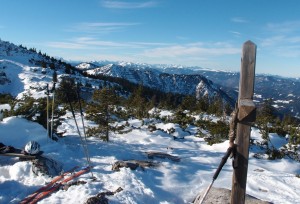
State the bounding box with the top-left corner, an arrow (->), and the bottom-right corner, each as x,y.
50,83 -> 56,141
46,84 -> 50,141
197,146 -> 234,204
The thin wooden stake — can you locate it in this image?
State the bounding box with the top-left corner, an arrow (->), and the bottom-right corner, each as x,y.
231,40 -> 256,204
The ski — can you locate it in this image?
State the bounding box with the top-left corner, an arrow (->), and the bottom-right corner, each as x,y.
20,166 -> 79,204
29,166 -> 92,204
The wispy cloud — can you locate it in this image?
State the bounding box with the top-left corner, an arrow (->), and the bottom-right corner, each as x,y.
231,17 -> 248,23
229,31 -> 242,37
45,37 -> 241,68
258,20 -> 300,58
67,22 -> 140,34
266,21 -> 300,34
260,35 -> 285,47
260,35 -> 300,57
101,0 -> 157,9
274,45 -> 300,58
47,41 -> 87,49
46,38 -> 239,59
46,37 -> 170,50
142,42 -> 240,58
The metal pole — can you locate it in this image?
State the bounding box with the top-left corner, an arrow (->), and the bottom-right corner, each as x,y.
50,90 -> 55,140
46,84 -> 49,141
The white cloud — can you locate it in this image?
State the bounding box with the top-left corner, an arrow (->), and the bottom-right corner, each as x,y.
142,43 -> 240,58
266,21 -> 300,34
65,53 -> 137,62
259,21 -> 300,58
45,38 -> 241,68
229,31 -> 242,37
260,35 -> 285,47
101,0 -> 157,9
46,41 -> 87,49
46,37 -> 172,50
273,45 -> 300,58
231,17 -> 248,23
67,22 -> 140,34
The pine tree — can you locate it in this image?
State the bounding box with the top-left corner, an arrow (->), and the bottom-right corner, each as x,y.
180,95 -> 197,112
49,63 -> 55,70
196,95 -> 209,112
86,88 -> 119,141
127,84 -> 147,119
52,71 -> 58,83
55,77 -> 77,104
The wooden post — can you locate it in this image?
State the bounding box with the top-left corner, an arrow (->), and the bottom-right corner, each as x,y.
231,41 -> 256,204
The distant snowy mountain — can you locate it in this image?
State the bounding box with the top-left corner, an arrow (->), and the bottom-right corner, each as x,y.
75,62 -> 98,70
77,62 -> 234,105
1,38 -> 299,116
76,61 -> 300,116
183,69 -> 300,116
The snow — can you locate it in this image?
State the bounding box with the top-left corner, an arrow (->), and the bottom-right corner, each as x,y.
0,103 -> 10,111
1,39 -> 300,204
1,116 -> 300,204
274,99 -> 293,104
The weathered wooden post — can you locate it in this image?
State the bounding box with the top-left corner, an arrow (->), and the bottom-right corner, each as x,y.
231,41 -> 256,204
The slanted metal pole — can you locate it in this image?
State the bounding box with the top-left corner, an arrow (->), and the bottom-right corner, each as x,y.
46,84 -> 50,140
231,41 -> 256,204
50,89 -> 55,140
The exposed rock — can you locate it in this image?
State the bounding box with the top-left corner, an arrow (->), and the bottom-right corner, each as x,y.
85,187 -> 123,204
146,151 -> 180,162
193,187 -> 272,204
112,160 -> 159,171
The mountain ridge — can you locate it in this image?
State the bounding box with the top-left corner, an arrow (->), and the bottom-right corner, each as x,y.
1,39 -> 299,116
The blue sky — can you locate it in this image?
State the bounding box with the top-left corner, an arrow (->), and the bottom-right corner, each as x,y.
0,0 -> 300,77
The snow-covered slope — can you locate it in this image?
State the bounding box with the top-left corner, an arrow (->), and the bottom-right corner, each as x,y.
0,59 -> 54,99
0,115 -> 299,204
0,40 -> 61,99
0,40 -> 100,100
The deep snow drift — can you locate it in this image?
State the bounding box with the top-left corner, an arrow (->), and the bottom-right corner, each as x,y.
0,114 -> 299,204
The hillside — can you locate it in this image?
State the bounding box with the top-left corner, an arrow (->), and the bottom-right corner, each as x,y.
76,61 -> 300,117
77,62 -> 234,105
0,39 -> 300,204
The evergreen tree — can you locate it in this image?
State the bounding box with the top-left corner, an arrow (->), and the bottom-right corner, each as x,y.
55,77 -> 77,104
86,88 -> 120,141
256,98 -> 276,142
52,71 -> 58,83
180,95 -> 197,112
65,64 -> 72,74
173,109 -> 194,129
196,95 -> 209,112
127,84 -> 147,119
41,61 -> 47,68
207,96 -> 223,116
49,63 -> 55,70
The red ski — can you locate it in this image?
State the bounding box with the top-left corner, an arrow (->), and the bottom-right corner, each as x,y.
20,166 -> 79,204
29,166 -> 92,204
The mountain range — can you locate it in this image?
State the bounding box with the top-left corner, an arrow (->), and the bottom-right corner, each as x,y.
0,39 -> 299,117
75,61 -> 300,116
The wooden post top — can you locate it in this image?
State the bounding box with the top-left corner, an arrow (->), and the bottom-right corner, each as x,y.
238,41 -> 257,100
